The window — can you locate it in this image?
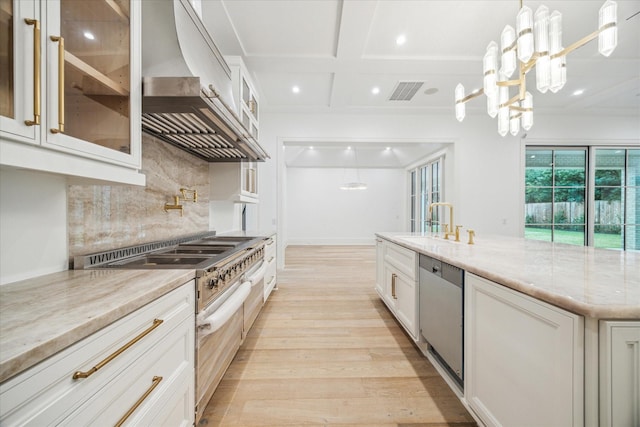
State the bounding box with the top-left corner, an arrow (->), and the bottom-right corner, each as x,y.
525,149 -> 587,245
525,147 -> 639,251
594,149 -> 640,250
409,157 -> 442,233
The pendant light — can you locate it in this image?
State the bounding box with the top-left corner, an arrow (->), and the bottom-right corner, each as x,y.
454,0 -> 618,136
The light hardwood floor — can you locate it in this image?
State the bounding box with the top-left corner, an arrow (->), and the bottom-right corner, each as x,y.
199,245 -> 477,427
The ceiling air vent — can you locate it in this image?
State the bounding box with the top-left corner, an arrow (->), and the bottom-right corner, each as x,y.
389,81 -> 424,101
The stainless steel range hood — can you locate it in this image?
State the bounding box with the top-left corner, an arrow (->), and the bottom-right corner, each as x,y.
141,0 -> 269,162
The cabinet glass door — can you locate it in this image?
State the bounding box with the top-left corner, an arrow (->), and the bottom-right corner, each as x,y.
54,0 -> 131,154
1,0 -> 14,119
0,0 -> 37,142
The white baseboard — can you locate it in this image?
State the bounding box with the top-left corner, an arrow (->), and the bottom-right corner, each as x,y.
285,238 -> 376,246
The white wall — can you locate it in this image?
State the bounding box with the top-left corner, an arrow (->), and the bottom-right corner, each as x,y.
286,167 -> 405,245
0,169 -> 68,284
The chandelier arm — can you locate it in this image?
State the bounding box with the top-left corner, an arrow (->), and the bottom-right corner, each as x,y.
500,94 -> 521,109
509,106 -> 533,112
496,80 -> 521,87
520,54 -> 541,73
456,88 -> 485,104
551,22 -> 615,59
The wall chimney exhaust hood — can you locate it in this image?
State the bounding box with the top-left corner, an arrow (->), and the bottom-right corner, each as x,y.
141,0 -> 269,162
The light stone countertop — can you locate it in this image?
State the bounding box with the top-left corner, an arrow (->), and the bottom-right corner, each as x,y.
376,232 -> 640,319
0,269 -> 195,383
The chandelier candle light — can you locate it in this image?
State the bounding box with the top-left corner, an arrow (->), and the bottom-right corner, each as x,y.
455,0 -> 618,136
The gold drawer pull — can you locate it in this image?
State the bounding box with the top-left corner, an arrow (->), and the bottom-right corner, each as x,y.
49,35 -> 64,134
24,19 -> 40,126
268,256 -> 275,263
73,319 -> 163,380
114,376 -> 163,427
391,273 -> 397,299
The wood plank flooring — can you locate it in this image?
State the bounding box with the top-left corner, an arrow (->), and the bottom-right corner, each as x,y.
198,245 -> 476,427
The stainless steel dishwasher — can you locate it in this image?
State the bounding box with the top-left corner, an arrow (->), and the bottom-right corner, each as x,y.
419,254 -> 464,387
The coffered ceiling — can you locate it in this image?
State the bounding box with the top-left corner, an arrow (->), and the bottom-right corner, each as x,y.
200,0 -> 640,166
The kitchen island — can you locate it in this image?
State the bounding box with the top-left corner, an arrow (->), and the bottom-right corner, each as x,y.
376,231 -> 639,427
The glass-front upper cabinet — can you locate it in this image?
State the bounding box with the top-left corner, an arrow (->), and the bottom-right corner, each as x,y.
226,56 -> 259,141
0,0 -> 38,142
44,0 -> 140,167
0,0 -> 143,183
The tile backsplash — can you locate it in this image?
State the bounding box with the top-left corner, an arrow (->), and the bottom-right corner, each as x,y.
68,134 -> 210,260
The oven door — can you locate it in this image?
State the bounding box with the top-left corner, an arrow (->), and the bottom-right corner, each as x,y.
243,260 -> 267,336
195,279 -> 250,424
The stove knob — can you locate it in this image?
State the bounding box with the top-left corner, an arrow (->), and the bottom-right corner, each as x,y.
208,278 -> 218,289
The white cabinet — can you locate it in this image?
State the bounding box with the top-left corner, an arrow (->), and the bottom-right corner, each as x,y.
208,57 -> 261,203
599,320 -> 640,427
375,238 -> 385,296
377,239 -> 418,340
0,282 -> 195,426
0,0 -> 144,185
226,56 -> 258,140
465,273 -> 584,427
264,234 -> 277,300
210,160 -> 258,203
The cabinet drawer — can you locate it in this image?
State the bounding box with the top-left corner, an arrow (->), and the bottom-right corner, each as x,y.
384,241 -> 416,280
60,314 -> 194,426
243,281 -> 264,337
0,282 -> 194,426
263,235 -> 277,300
264,236 -> 276,258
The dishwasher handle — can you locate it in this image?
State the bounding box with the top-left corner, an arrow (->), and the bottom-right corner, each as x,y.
419,254 -> 442,277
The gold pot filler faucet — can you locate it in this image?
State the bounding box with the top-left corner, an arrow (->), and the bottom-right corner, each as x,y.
428,202 -> 474,244
164,188 -> 198,216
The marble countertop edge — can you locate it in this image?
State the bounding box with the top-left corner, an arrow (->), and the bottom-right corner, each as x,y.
0,269 -> 195,384
376,232 -> 640,320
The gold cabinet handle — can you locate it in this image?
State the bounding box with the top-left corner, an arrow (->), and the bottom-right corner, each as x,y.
268,256 -> 275,263
248,99 -> 256,115
49,35 -> 64,134
24,19 -> 40,126
114,376 -> 163,427
72,319 -> 163,380
391,273 -> 397,299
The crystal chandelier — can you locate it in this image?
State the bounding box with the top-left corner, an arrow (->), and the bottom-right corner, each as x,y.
454,0 -> 618,136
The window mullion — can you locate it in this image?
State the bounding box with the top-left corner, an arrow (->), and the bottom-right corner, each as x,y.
587,147 -> 596,247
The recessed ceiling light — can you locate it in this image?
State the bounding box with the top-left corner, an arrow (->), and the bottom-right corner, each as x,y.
83,31 -> 95,40
396,34 -> 406,46
292,86 -> 300,94
309,146 -> 314,150
424,87 -> 439,95
372,87 -> 380,95
385,147 -> 392,151
572,89 -> 585,96
347,146 -> 352,150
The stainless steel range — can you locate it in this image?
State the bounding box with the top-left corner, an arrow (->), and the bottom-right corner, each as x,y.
75,233 -> 265,312
74,233 -> 267,423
